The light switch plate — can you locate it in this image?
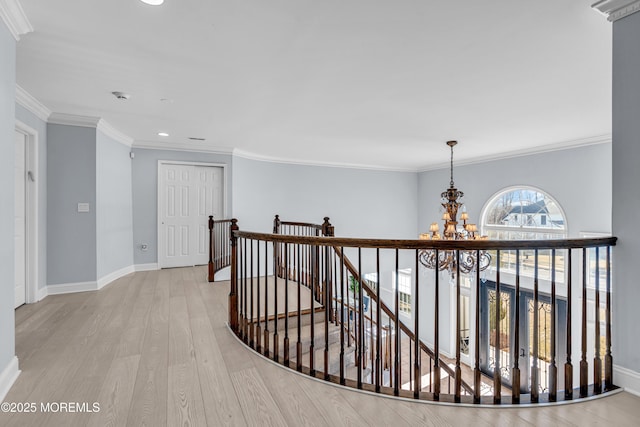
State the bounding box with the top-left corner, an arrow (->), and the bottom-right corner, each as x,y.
77,203 -> 90,213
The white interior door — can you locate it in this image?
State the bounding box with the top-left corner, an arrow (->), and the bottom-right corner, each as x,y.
194,166 -> 224,264
14,131 -> 26,308
159,163 -> 224,268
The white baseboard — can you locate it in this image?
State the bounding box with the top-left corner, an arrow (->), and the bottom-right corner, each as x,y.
134,263 -> 159,272
47,281 -> 98,295
614,364 -> 640,396
0,356 -> 21,402
36,285 -> 48,302
47,264 -> 137,296
97,265 -> 135,289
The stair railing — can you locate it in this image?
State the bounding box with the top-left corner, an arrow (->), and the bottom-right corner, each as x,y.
228,217 -> 617,404
208,216 -> 234,282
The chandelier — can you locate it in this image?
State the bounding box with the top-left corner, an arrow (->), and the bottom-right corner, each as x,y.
418,140 -> 491,276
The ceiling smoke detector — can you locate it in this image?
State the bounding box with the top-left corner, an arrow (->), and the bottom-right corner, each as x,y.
112,91 -> 131,100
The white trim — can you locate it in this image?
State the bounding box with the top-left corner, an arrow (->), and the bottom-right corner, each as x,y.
36,285 -> 48,302
15,85 -> 51,121
133,139 -> 234,155
0,0 -> 32,41
0,356 -> 20,402
233,148 -> 416,173
97,265 -> 134,289
134,263 -> 159,272
592,0 -> 640,22
419,135 -> 612,172
47,281 -> 98,295
15,120 -> 39,305
614,364 -> 640,396
97,120 -> 133,148
48,112 -> 101,128
157,161 -> 228,268
479,185 -> 570,237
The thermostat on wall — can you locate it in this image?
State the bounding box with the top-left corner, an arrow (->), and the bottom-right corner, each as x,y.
77,203 -> 90,213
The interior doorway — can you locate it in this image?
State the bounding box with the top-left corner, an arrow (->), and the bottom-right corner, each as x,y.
157,161 -> 225,268
14,121 -> 39,308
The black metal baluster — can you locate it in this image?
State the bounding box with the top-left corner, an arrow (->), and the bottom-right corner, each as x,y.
494,249 -> 501,404
605,245 -> 613,391
594,246 -> 602,394
531,249 -> 539,403
565,248 -> 573,400
434,249 -> 440,400
394,249 -> 400,396
284,243 -> 290,366
455,250 -> 461,402
513,249 -> 521,404
580,248 -> 588,397
414,249 -> 421,399
550,249 -> 558,401
339,247 -> 345,384
474,249 -> 481,404
376,248 -> 382,393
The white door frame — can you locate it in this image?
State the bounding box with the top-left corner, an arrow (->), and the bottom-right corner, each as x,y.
15,120 -> 39,304
157,160 -> 227,268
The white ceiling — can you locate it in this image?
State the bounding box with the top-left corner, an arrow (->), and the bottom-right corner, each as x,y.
15,0 -> 612,170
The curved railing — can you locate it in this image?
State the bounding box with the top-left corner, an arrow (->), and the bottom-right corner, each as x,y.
227,216 -> 617,404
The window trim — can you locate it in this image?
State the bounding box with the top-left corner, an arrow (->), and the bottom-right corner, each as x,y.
479,185 -> 569,237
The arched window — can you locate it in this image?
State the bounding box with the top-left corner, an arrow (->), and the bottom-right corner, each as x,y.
481,187 -> 567,240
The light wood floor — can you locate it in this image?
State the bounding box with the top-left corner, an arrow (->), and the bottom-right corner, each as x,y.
2,266 -> 640,426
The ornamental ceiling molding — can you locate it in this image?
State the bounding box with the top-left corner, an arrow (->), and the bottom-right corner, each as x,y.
16,85 -> 51,121
48,113 -> 133,148
0,0 -> 33,40
592,0 -> 640,21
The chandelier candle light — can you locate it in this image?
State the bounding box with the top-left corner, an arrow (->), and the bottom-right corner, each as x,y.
418,141 -> 491,276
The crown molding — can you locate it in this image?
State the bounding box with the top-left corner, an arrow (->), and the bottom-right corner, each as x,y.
97,120 -> 133,147
48,112 -> 101,128
418,134 -> 612,172
0,0 -> 33,40
15,85 -> 51,121
232,148 -> 417,172
48,112 -> 134,147
592,0 -> 640,22
133,139 -> 234,155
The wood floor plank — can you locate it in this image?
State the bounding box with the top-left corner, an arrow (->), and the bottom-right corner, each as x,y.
86,355 -> 141,427
167,362 -> 207,427
188,309 -> 246,425
126,268 -> 170,427
230,367 -> 288,427
3,265 -> 640,427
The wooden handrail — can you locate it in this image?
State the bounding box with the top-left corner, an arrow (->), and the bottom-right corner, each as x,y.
229,216 -> 618,404
234,231 -> 617,251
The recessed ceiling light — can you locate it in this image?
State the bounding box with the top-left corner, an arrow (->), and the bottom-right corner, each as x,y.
140,0 -> 164,5
158,132 -> 169,137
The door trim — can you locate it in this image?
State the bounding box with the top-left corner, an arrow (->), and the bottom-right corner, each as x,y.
15,120 -> 39,304
157,160 -> 227,268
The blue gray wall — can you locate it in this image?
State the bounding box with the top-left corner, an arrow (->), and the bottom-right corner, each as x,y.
232,156 -> 418,238
0,21 -> 16,384
418,143 -> 612,238
46,124 -> 97,285
15,104 -> 47,292
612,11 -> 640,381
131,148 -> 233,266
96,130 -> 134,279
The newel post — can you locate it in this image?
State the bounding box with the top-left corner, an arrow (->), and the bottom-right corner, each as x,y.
208,215 -> 215,282
229,218 -> 239,332
274,215 -> 282,277
322,216 -> 334,237
273,214 -> 281,234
